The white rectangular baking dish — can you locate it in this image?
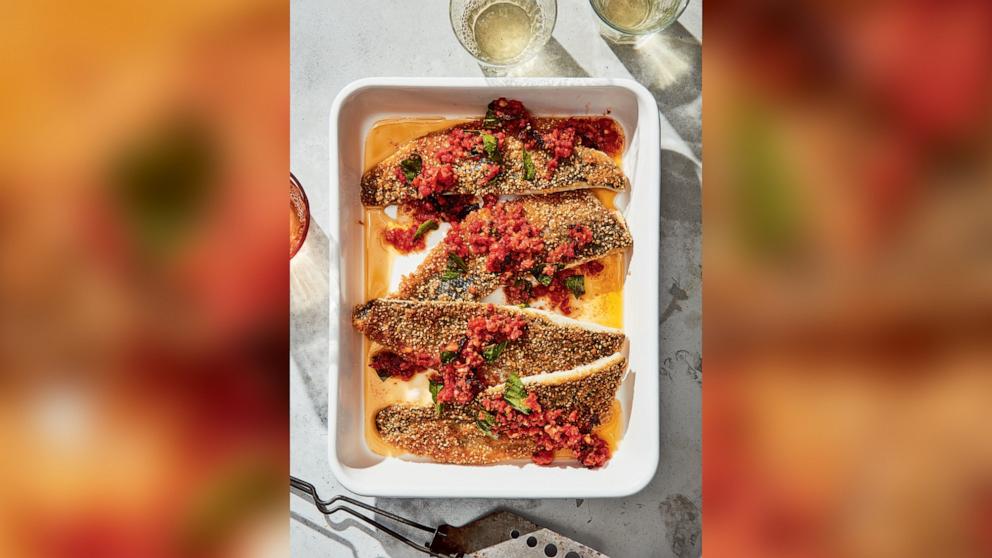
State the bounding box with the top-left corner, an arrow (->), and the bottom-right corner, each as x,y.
328,77 -> 659,498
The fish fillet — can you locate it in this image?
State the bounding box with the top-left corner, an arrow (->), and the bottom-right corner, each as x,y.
374,354 -> 626,465
361,129 -> 628,207
353,299 -> 626,382
395,190 -> 632,302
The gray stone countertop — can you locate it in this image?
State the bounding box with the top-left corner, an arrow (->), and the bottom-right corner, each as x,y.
290,1 -> 701,556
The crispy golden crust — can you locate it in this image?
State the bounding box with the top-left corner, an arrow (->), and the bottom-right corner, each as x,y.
375,406 -> 535,465
375,356 -> 627,464
353,299 -> 626,381
395,190 -> 632,302
485,359 -> 625,424
360,130 -> 629,207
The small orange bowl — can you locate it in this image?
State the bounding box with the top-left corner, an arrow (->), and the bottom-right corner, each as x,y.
290,173 -> 310,259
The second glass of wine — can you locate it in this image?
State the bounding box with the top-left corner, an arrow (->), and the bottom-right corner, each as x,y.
450,0 -> 557,67
590,0 -> 689,43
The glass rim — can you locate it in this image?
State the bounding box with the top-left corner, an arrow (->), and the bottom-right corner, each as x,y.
290,172 -> 310,259
448,0 -> 558,69
588,0 -> 690,37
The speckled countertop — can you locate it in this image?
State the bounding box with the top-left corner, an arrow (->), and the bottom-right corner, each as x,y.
290,1 -> 701,556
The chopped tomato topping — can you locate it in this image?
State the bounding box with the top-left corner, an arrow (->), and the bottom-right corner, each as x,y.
442,222 -> 471,259
556,117 -> 624,158
540,126 -> 579,180
412,164 -> 457,198
543,126 -> 578,160
370,350 -> 436,380
582,259 -> 605,275
383,221 -> 428,253
386,193 -> 492,254
480,391 -> 612,468
403,194 -> 479,224
466,307 -> 527,342
458,202 -> 545,280
480,163 -> 501,184
507,260 -> 606,315
441,199 -> 606,314
488,98 -> 534,137
434,306 -> 528,404
437,128 -> 483,163
547,224 -> 594,266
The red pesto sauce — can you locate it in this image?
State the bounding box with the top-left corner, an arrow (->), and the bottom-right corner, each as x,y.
370,306 -> 525,402
433,306 -> 527,404
481,392 -> 611,469
510,260 -> 606,316
444,201 -> 604,315
369,350 -> 437,381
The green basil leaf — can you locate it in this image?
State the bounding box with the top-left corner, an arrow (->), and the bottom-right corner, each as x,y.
483,108 -> 499,129
531,266 -> 553,286
413,219 -> 438,240
440,350 -> 458,364
503,373 -> 531,414
447,252 -> 468,273
429,379 -> 444,414
482,340 -> 507,362
440,270 -> 461,281
564,275 -> 586,297
522,149 -> 536,181
481,133 -> 500,162
400,154 -> 422,182
476,410 -> 498,439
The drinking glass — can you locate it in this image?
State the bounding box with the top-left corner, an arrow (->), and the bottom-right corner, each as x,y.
450,0 -> 557,67
589,0 -> 689,43
290,173 -> 310,259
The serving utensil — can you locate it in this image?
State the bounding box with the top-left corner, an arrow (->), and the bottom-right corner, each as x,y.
291,476 -> 607,557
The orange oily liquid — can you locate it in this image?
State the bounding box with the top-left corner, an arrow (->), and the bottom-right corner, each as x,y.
364,117 -> 471,171
362,117 -> 627,459
290,205 -> 303,254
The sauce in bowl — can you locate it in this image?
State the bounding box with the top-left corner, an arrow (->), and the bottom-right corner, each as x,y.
290,173 -> 309,258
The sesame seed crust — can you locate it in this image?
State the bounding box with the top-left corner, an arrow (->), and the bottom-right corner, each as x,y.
360,129 -> 629,207
375,356 -> 626,464
396,190 -> 633,302
375,406 -> 535,464
353,299 -> 626,382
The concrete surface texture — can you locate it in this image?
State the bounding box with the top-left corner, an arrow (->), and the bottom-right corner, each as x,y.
290,1 -> 701,556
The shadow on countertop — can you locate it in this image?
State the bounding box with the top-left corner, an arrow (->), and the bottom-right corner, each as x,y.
605,23 -> 702,161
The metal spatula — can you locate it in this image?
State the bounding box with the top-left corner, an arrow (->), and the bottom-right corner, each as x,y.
291,476 -> 607,557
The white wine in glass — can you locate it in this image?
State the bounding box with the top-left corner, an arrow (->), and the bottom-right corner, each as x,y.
590,0 -> 689,41
450,0 -> 557,67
